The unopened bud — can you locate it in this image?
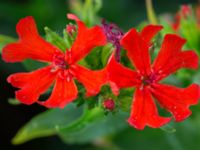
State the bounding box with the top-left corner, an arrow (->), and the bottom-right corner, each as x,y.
180,5 -> 192,18
103,98 -> 115,111
66,24 -> 76,36
101,19 -> 124,62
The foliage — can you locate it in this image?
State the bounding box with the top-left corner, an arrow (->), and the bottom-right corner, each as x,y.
0,0 -> 200,150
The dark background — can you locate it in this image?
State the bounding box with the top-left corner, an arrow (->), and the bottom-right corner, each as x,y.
0,0 -> 198,150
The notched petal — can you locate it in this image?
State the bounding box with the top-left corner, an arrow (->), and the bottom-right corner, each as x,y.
2,16 -> 59,63
67,14 -> 106,63
8,66 -> 57,105
128,87 -> 171,130
152,34 -> 198,80
120,28 -> 151,75
39,77 -> 78,108
151,83 -> 199,122
140,25 -> 163,44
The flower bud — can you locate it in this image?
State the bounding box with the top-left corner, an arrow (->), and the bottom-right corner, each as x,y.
101,20 -> 123,62
180,5 -> 192,18
103,98 -> 115,111
66,24 -> 76,36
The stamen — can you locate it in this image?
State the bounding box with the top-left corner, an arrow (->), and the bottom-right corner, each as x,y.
52,53 -> 69,70
141,72 -> 157,86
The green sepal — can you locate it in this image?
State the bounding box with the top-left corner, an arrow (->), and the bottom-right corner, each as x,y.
160,124 -> 176,133
101,43 -> 114,66
69,0 -> 103,26
180,14 -> 200,55
8,98 -> 21,105
63,28 -> 74,49
0,34 -> 16,53
22,59 -> 47,71
44,26 -> 68,52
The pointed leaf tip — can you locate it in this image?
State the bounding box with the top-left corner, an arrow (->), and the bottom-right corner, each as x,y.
160,124 -> 176,133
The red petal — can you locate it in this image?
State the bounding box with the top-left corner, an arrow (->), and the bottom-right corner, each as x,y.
68,15 -> 106,63
152,34 -> 198,81
140,25 -> 163,44
67,13 -> 80,21
2,16 -> 59,63
128,87 -> 171,130
120,28 -> 151,75
172,13 -> 181,31
8,66 -> 57,104
39,77 -> 78,108
106,53 -> 140,94
72,65 -> 107,97
151,83 -> 199,122
179,50 -> 199,68
153,34 -> 185,68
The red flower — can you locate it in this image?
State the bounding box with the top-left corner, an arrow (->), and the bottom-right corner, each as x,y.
172,5 -> 193,31
2,14 -> 107,108
107,25 -> 199,129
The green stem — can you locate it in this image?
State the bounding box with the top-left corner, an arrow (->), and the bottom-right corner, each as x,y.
145,0 -> 158,24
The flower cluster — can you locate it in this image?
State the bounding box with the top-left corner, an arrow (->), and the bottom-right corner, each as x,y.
2,14 -> 199,130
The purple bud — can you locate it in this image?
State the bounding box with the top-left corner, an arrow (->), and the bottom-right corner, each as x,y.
101,19 -> 124,62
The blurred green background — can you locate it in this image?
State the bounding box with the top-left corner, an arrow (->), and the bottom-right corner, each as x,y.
0,0 -> 199,150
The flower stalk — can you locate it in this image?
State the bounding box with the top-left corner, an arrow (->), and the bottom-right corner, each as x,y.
145,0 -> 158,24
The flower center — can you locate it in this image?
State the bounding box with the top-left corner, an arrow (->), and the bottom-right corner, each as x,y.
52,53 -> 70,71
141,73 -> 157,86
51,52 -> 74,81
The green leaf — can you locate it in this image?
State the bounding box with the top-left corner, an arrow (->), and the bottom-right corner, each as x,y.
22,59 -> 47,71
58,107 -> 128,144
158,16 -> 175,35
117,88 -> 134,112
193,70 -> 200,84
8,98 -> 21,105
12,104 -> 82,145
118,96 -> 132,112
101,43 -> 114,66
0,34 -> 16,52
160,124 -> 176,133
63,28 -> 74,49
93,0 -> 102,12
84,46 -> 104,69
69,0 -> 102,26
44,27 -> 68,52
180,11 -> 200,54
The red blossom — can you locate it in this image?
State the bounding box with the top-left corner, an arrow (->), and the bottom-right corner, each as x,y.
106,25 -> 199,130
181,5 -> 192,18
172,5 -> 193,31
2,14 -> 107,108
